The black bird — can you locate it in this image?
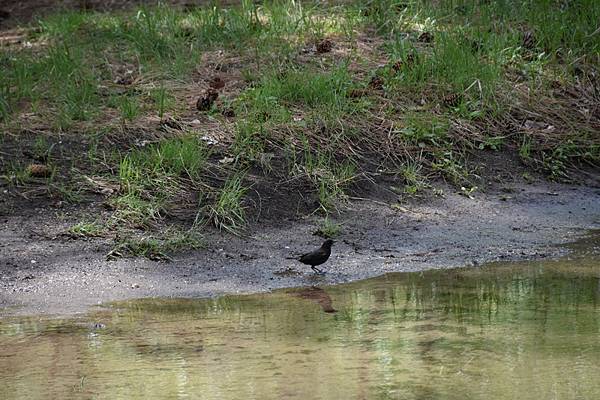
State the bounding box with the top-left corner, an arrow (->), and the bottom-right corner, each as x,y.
298,239 -> 334,274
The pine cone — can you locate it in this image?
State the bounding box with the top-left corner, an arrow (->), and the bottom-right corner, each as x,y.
442,93 -> 462,107
114,72 -> 134,85
316,38 -> 334,54
221,107 -> 236,117
0,9 -> 11,21
369,76 -> 384,90
209,76 -> 225,90
161,117 -> 183,130
347,88 -> 368,98
196,89 -> 218,111
391,53 -> 416,72
522,31 -> 535,49
27,164 -> 51,178
418,31 -> 434,43
471,40 -> 483,53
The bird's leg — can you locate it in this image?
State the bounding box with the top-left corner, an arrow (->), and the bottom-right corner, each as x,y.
311,266 -> 325,275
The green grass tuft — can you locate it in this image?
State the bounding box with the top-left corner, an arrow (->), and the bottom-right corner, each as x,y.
115,135 -> 208,226
202,173 -> 248,234
110,229 -> 203,260
315,217 -> 342,238
68,221 -> 105,237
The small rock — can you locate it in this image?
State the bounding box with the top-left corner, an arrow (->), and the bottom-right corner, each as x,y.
524,120 -> 545,130
131,283 -> 140,289
92,322 -> 106,330
219,157 -> 235,165
200,135 -> 218,145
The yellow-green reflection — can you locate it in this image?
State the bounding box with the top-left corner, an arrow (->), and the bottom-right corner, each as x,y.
1,256 -> 600,400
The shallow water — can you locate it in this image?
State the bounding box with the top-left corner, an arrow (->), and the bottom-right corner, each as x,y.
1,249 -> 600,399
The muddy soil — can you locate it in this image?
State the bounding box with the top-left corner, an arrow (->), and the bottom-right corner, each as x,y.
1,180 -> 599,316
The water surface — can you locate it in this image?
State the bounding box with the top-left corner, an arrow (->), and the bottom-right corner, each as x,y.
1,251 -> 599,399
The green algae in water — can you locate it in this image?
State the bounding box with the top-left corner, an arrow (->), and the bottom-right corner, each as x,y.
1,256 -> 599,400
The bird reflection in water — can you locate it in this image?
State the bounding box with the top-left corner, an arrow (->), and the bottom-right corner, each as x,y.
290,286 -> 337,313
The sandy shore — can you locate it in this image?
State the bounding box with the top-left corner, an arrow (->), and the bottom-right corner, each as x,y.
1,181 -> 599,316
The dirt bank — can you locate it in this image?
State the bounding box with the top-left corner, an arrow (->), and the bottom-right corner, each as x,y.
1,180 -> 599,316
